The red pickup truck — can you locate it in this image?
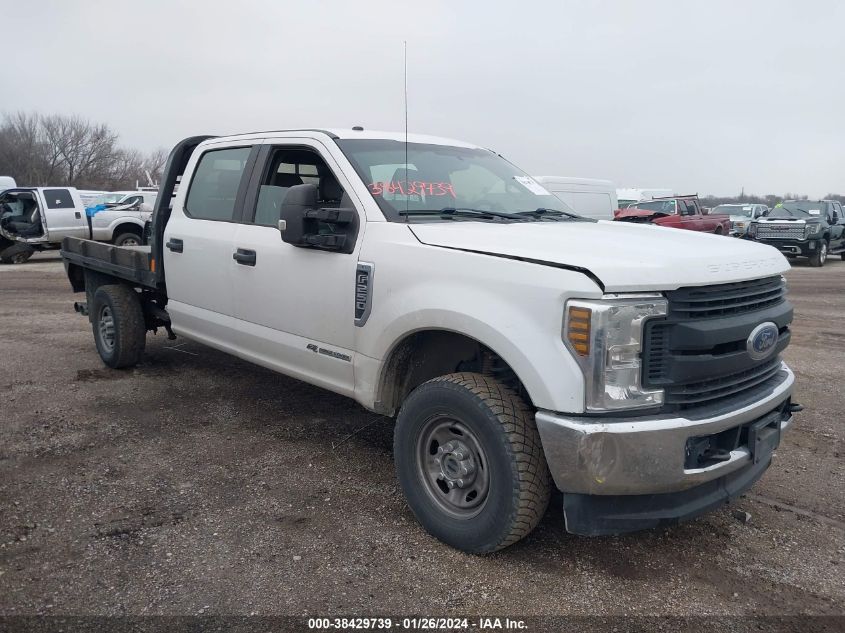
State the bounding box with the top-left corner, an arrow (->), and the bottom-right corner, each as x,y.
613,195 -> 731,235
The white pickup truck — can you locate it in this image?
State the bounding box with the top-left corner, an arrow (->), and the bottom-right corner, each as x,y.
0,186 -> 152,263
60,129 -> 799,553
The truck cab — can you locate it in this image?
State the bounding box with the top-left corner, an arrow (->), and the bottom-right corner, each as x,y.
0,186 -> 157,262
0,187 -> 88,262
61,129 -> 798,553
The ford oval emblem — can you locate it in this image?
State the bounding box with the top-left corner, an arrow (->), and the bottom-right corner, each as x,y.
747,322 -> 779,361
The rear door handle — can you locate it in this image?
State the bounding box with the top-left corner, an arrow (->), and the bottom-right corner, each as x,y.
233,248 -> 256,266
74,211 -> 81,219
166,238 -> 183,253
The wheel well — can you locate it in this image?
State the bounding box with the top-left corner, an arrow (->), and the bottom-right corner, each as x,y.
375,330 -> 531,416
112,223 -> 143,240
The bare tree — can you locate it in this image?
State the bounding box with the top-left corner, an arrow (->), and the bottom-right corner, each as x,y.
0,111 -> 162,191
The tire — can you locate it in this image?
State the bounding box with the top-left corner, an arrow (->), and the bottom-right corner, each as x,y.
113,232 -> 142,247
808,240 -> 827,267
394,372 -> 551,553
0,243 -> 35,264
840,252 -> 845,261
714,226 -> 723,235
91,284 -> 146,368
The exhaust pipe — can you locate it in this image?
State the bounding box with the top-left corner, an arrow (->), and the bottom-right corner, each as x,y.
73,301 -> 89,316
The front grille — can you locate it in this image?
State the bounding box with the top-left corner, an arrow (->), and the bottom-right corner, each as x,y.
663,357 -> 782,406
666,275 -> 786,319
643,276 -> 792,410
756,224 -> 804,240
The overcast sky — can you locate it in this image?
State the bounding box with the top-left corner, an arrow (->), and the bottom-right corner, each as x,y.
3,0 -> 843,196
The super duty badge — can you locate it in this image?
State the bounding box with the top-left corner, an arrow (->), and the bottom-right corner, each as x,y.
355,262 -> 374,326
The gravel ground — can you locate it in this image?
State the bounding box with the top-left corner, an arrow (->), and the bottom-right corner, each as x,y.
0,253 -> 843,617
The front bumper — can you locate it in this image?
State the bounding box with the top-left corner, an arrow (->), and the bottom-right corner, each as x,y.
756,237 -> 818,257
536,363 -> 795,535
535,363 -> 794,497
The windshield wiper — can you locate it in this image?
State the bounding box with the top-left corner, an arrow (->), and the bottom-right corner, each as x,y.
514,207 -> 581,220
399,207 -> 524,221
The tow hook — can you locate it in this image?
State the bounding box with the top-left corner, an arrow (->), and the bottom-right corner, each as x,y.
787,402 -> 804,413
73,301 -> 89,316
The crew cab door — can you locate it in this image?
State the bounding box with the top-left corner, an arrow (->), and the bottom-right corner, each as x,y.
677,199 -> 705,231
229,139 -> 362,397
163,141 -> 259,350
828,202 -> 845,250
39,188 -> 87,241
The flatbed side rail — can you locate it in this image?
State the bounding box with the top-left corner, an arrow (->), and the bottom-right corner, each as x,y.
61,237 -> 157,289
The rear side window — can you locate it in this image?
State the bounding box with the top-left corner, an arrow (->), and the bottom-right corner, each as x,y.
43,189 -> 74,209
185,147 -> 251,221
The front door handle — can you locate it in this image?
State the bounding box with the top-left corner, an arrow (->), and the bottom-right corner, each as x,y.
233,248 -> 257,266
74,211 -> 81,219
166,238 -> 183,253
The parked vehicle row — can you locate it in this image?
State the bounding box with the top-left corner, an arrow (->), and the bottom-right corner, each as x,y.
613,194 -> 732,234
60,128 -> 798,553
0,186 -> 154,263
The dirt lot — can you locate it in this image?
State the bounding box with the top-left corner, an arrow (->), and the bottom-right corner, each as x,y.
1,253 -> 843,617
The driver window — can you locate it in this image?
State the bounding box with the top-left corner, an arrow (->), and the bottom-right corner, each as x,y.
252,147 -> 348,227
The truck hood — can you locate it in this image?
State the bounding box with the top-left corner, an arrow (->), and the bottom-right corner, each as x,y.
613,208 -> 667,220
409,220 -> 789,292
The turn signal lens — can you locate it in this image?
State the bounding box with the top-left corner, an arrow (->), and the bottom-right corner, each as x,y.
567,306 -> 592,356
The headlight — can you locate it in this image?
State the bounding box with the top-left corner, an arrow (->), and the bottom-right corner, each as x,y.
805,223 -> 821,237
564,295 -> 668,412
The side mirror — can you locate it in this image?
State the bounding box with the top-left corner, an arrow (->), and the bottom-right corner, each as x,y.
279,183 -> 318,246
279,183 -> 358,253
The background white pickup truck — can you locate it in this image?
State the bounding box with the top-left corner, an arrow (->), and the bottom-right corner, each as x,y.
61,129 -> 799,553
0,186 -> 151,263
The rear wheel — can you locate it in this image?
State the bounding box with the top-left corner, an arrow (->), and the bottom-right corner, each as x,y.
91,284 -> 146,368
808,240 -> 827,267
394,373 -> 551,553
0,243 -> 35,264
113,232 -> 142,247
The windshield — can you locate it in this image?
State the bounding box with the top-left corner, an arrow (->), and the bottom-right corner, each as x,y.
714,205 -> 754,217
768,202 -> 823,218
627,199 -> 676,214
336,139 -> 576,221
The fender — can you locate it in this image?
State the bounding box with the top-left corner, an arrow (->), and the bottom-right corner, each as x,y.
353,227 -> 604,413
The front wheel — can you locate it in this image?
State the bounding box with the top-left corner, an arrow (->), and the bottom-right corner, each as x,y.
0,243 -> 35,264
808,240 -> 827,267
91,284 -> 146,368
394,373 -> 551,553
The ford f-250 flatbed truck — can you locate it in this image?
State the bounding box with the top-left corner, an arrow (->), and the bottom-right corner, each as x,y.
61,129 -> 800,553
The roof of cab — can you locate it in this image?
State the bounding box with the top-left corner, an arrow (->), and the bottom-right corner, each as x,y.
206,128 -> 483,149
